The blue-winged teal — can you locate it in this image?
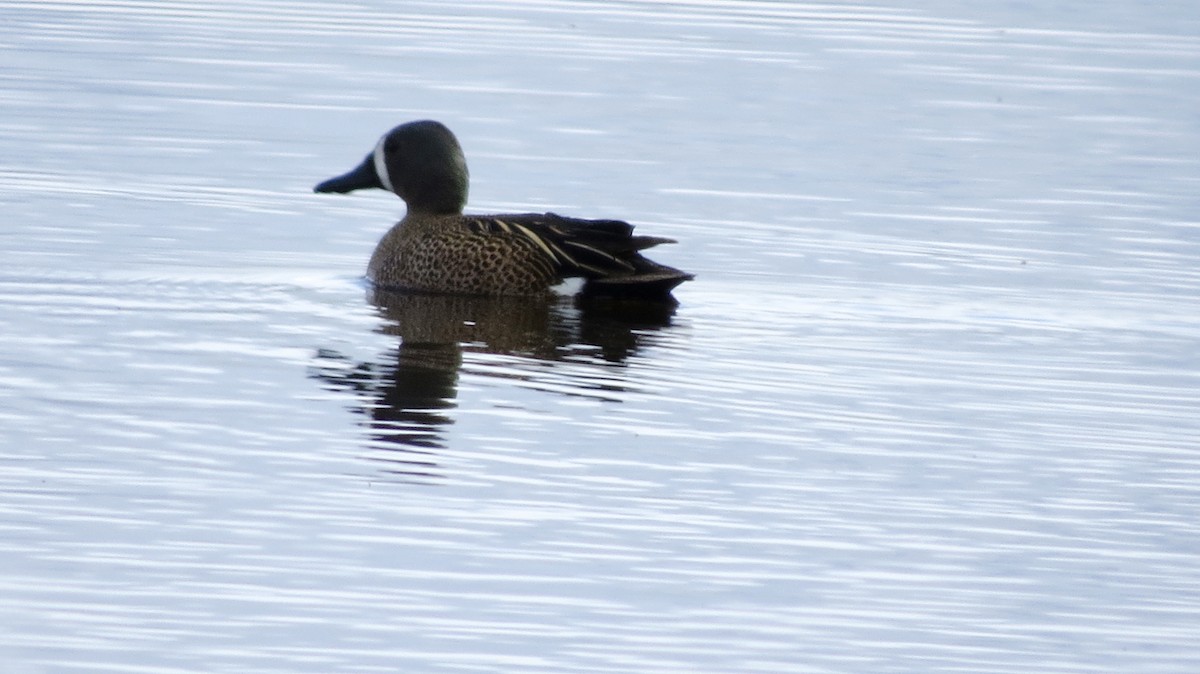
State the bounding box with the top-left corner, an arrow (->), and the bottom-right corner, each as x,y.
314,120 -> 693,299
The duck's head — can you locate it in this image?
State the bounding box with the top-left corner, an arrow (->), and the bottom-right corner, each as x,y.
314,120 -> 469,215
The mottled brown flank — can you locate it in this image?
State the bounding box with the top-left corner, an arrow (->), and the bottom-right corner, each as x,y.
368,215 -> 560,295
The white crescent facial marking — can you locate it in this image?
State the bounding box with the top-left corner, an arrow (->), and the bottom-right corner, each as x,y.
373,135 -> 394,193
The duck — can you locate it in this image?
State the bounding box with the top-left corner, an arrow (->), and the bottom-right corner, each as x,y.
314,120 -> 693,300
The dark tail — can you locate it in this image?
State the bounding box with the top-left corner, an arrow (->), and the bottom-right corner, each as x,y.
581,263 -> 694,301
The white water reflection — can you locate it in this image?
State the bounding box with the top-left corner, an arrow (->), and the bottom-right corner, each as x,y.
3,0 -> 1200,672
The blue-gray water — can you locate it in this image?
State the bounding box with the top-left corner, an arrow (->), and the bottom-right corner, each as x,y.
3,1 -> 1199,672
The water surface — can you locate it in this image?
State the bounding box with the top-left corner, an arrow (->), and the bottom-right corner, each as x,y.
2,1 -> 1199,672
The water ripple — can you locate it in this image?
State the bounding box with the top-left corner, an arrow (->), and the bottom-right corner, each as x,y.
3,0 -> 1200,672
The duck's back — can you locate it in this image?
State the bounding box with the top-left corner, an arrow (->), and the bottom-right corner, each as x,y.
367,212 -> 692,298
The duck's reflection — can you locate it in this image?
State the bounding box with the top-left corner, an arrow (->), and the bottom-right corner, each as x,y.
310,288 -> 681,479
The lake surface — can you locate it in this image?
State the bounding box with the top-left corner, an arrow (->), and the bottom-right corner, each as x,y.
3,1 -> 1200,672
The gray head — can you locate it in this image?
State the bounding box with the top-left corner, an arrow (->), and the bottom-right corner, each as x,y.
314,120 -> 469,215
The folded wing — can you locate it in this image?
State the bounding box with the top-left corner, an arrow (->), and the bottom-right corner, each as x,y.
464,213 -> 693,298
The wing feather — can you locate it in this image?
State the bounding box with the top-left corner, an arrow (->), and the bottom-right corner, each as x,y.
463,212 -> 683,282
